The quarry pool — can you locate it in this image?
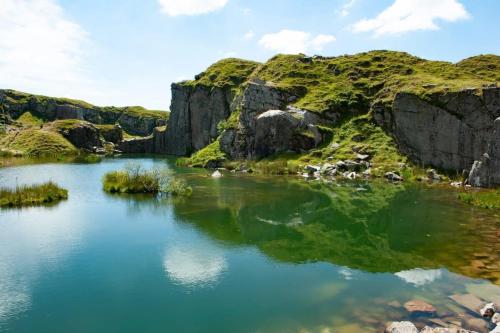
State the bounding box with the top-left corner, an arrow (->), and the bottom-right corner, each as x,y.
0,157 -> 499,333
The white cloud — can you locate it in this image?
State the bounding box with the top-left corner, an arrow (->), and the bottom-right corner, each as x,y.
353,0 -> 469,36
339,0 -> 356,17
0,0 -> 91,96
158,0 -> 228,16
244,30 -> 255,40
259,29 -> 336,54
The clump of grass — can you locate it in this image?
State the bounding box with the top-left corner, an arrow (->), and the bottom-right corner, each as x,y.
161,177 -> 193,197
74,154 -> 102,164
458,190 -> 500,209
0,181 -> 68,208
103,163 -> 192,196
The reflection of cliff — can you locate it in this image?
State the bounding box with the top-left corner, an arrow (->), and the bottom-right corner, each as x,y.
169,177 -> 443,273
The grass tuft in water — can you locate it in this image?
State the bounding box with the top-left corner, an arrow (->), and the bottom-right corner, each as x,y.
0,181 -> 68,208
458,190 -> 500,209
103,163 -> 192,196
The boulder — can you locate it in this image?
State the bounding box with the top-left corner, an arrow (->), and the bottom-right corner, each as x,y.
386,321 -> 419,333
404,300 -> 437,317
386,172 -> 404,182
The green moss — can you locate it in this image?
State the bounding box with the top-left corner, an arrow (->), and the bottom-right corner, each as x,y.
458,189 -> 500,209
252,51 -> 499,113
0,129 -> 77,156
0,181 -> 68,208
184,139 -> 226,168
16,112 -> 44,126
185,58 -> 260,88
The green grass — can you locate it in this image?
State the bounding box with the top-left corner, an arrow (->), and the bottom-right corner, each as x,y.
184,58 -> 260,88
183,139 -> 226,168
458,190 -> 500,209
16,112 -> 44,126
0,181 -> 68,208
102,163 -> 192,196
249,51 -> 499,113
0,129 -> 77,156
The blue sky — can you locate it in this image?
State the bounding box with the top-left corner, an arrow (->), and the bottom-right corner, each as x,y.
0,0 -> 499,110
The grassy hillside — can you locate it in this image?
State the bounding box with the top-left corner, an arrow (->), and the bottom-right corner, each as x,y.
252,51 -> 499,113
0,129 -> 77,156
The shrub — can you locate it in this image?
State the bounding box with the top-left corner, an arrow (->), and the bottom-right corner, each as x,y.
0,181 -> 68,208
160,177 -> 193,197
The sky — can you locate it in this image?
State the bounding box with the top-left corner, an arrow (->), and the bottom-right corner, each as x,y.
0,0 -> 499,110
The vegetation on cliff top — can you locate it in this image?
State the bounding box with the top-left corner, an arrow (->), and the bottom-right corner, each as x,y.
253,51 -> 499,113
183,51 -> 499,114
2,89 -> 169,120
0,181 -> 68,208
182,58 -> 260,89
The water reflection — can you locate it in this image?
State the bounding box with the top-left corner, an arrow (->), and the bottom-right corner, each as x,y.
168,175 -> 499,284
0,207 -> 86,325
163,241 -> 227,289
395,268 -> 443,286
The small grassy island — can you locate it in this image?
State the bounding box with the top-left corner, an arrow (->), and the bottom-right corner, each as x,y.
0,181 -> 68,208
103,163 -> 192,196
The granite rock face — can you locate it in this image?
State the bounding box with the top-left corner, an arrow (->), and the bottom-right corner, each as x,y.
164,83 -> 234,155
374,87 -> 500,187
219,80 -> 329,159
117,126 -> 167,154
468,117 -> 500,187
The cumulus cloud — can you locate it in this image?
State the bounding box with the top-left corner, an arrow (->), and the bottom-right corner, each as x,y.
158,0 -> 228,16
353,0 -> 469,36
259,30 -> 336,54
339,0 -> 356,17
0,0 -> 90,95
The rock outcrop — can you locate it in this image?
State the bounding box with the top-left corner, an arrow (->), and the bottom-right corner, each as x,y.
219,80 -> 330,159
468,117 -> 500,187
374,87 -> 500,186
0,89 -> 168,136
117,126 -> 167,154
164,84 -> 234,155
374,88 -> 500,171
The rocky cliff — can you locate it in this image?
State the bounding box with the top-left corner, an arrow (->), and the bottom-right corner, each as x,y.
167,51 -> 500,187
0,89 -> 169,137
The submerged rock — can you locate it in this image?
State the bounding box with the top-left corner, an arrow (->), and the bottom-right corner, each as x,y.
386,321 -> 419,333
211,170 -> 222,178
404,300 -> 437,317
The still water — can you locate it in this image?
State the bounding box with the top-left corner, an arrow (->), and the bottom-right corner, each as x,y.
0,157 -> 499,333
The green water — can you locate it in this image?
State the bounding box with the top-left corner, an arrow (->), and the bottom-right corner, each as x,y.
0,157 -> 499,333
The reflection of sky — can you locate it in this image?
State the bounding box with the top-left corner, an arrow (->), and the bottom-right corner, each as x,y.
163,239 -> 227,290
395,268 -> 443,286
0,202 -> 86,326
